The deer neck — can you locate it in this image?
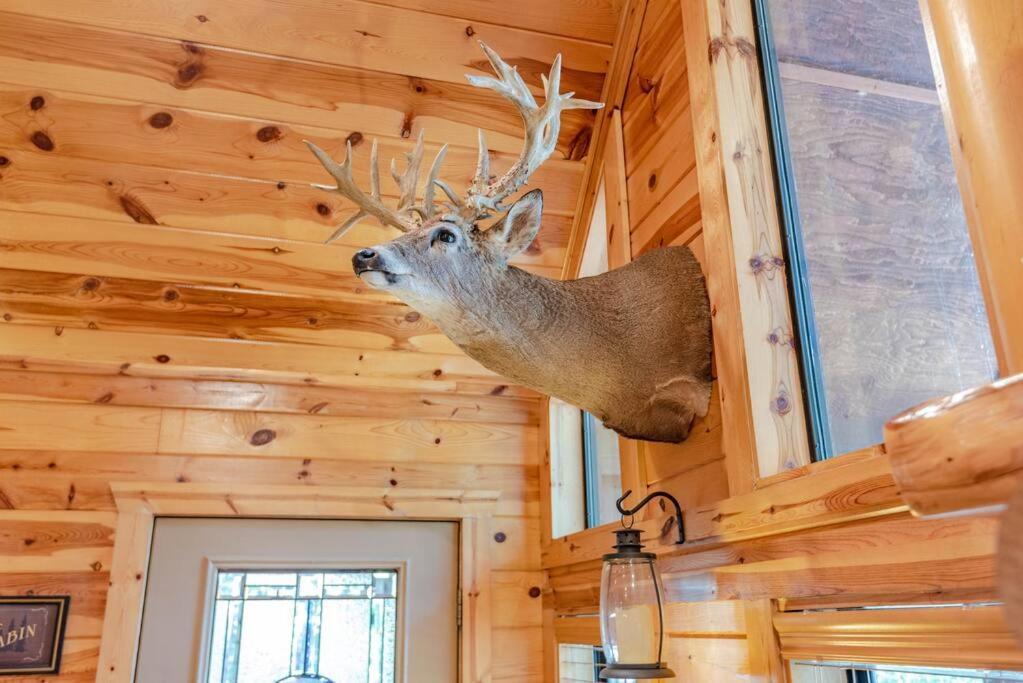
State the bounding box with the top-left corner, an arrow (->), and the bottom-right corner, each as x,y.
410,266 -> 570,356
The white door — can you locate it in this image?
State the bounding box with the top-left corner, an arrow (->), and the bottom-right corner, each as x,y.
135,518 -> 458,683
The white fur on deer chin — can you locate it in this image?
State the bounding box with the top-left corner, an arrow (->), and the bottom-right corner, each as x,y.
359,270 -> 397,288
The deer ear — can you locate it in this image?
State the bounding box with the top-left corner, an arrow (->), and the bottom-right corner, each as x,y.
487,189 -> 543,258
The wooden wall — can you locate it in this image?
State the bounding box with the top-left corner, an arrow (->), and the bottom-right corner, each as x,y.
0,1 -> 622,680
544,0 -> 1017,680
618,0 -> 728,513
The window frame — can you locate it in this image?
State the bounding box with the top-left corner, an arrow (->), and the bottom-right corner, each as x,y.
750,0 -> 836,460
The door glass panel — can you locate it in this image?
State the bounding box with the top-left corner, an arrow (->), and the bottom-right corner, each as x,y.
206,569 -> 398,683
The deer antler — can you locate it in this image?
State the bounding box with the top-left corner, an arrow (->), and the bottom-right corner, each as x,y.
305,43 -> 601,240
463,43 -> 603,218
306,131 -> 448,243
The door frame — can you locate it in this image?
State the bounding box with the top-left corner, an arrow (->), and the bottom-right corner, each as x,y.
96,482 -> 498,683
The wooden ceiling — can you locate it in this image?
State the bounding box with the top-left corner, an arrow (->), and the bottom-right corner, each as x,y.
0,0 -> 620,399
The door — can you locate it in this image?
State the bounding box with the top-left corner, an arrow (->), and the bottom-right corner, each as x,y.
135,518 -> 458,683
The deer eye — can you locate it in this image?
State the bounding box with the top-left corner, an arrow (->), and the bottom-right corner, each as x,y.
433,229 -> 457,245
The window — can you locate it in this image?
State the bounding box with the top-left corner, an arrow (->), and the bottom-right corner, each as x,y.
548,178 -> 623,538
791,662 -> 1023,683
559,644 -> 607,682
206,569 -> 398,683
755,0 -> 998,458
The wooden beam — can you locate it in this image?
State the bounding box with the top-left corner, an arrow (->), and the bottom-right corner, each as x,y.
775,605 -> 1023,671
543,449 -> 899,569
884,373 -> 1023,517
679,0 -> 810,485
920,0 -> 1023,375
547,511 -> 999,612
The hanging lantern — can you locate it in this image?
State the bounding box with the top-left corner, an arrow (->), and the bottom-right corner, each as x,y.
599,490 -> 685,680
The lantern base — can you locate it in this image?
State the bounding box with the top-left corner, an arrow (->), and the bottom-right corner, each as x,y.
599,663 -> 676,679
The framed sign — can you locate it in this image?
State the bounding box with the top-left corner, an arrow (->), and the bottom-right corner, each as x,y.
0,597 -> 70,675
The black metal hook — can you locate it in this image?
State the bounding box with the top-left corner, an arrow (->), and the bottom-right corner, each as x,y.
616,489 -> 686,545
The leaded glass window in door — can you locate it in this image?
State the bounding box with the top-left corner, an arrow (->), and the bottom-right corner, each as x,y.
206,569 -> 398,683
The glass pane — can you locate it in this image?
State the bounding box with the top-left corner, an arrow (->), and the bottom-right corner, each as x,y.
791,662 -> 1023,682
583,412 -> 622,527
558,643 -> 606,682
206,570 -> 397,683
760,0 -> 997,456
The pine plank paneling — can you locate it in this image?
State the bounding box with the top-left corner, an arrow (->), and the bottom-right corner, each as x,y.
0,12 -> 590,156
0,2 -> 616,679
0,370 -> 541,424
0,84 -> 584,218
0,211 -> 561,303
0,1 -> 610,97
0,267 -> 459,353
0,324 -> 494,391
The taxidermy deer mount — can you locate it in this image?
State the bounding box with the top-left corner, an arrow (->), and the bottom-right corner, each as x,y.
306,43 -> 712,442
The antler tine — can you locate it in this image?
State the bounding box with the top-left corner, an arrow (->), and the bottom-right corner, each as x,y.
472,129 -> 491,196
391,130 -> 426,217
305,139 -> 412,239
462,43 -> 603,218
422,144 -> 448,219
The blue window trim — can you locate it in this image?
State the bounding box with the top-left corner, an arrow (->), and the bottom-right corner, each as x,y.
751,0 -> 836,460
581,412 -> 603,529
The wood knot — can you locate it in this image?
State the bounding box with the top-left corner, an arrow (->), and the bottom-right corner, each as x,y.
163,289 -> 179,301
154,354 -> 171,364
389,479 -> 398,486
346,131 -> 364,147
315,203 -> 331,217
432,368 -> 443,377
148,112 -> 174,129
256,125 -> 282,142
648,173 -> 657,189
119,195 -> 159,225
250,428 -> 276,446
2,313 -> 11,321
528,586 -> 541,598
195,14 -> 209,22
29,95 -> 45,111
489,384 -> 507,396
0,156 -> 9,167
465,25 -> 475,37
177,62 -> 203,86
30,131 -> 54,151
82,277 -> 101,291
493,531 -> 507,543
404,311 -> 421,323
773,394 -> 791,415
276,181 -> 286,190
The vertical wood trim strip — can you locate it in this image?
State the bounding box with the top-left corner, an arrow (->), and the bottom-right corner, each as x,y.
562,0 -> 649,280
918,0 -> 1023,376
96,503 -> 154,682
679,0 -> 810,487
744,599 -> 786,682
461,515 -> 493,683
603,108 -> 633,271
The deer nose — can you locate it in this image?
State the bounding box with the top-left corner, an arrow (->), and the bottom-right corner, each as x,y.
352,247 -> 379,274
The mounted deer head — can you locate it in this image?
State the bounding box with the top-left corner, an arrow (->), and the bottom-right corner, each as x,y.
307,44 -> 712,442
